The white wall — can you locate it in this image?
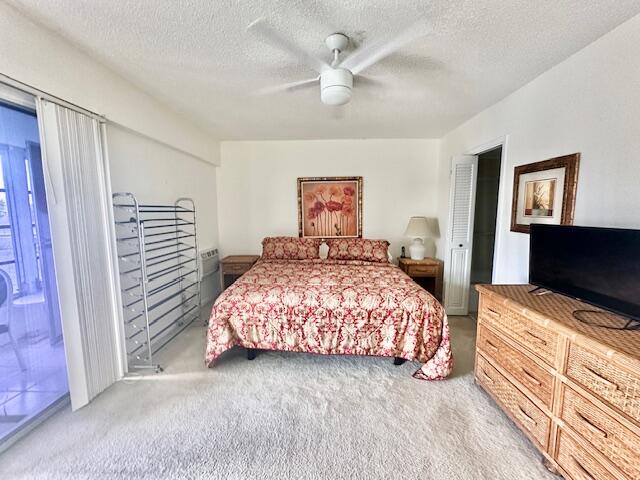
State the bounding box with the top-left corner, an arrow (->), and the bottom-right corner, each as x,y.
107,125 -> 221,302
217,139 -> 440,260
0,2 -> 218,164
0,3 -> 222,302
437,13 -> 640,285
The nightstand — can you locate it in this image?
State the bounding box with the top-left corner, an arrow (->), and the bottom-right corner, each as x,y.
221,255 -> 260,290
398,257 -> 444,302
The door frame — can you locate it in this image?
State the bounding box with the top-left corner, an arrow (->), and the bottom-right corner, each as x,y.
465,135 -> 509,285
444,135 -> 509,314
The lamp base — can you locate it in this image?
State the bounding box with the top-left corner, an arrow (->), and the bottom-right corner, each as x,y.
409,239 -> 425,260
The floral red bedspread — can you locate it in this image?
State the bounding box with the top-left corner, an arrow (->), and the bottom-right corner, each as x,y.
205,259 -> 453,380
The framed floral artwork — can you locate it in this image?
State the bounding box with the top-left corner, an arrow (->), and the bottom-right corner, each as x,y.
298,176 -> 362,238
511,153 -> 580,234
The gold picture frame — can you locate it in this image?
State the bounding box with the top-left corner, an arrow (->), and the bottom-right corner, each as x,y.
297,176 -> 363,238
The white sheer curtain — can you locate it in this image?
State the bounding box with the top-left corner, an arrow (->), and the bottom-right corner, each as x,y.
37,99 -> 123,410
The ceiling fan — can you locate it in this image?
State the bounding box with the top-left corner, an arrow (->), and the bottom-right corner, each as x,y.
248,18 -> 430,106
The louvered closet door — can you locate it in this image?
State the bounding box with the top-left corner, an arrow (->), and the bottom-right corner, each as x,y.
444,155 -> 478,315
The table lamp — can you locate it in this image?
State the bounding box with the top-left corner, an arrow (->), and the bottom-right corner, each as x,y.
404,216 -> 431,260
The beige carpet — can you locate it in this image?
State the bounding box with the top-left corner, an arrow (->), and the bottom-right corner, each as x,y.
0,316 -> 555,479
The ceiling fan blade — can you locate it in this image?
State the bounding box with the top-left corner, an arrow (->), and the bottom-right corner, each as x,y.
353,75 -> 388,88
340,20 -> 431,75
248,18 -> 329,74
254,77 -> 319,96
354,75 -> 426,100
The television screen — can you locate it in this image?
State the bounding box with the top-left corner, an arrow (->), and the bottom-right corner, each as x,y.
529,224 -> 640,321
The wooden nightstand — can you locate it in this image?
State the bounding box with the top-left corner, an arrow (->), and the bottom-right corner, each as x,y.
398,257 -> 444,302
221,255 -> 260,290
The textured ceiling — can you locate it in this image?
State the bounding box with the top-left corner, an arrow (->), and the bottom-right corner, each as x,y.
9,0 -> 640,140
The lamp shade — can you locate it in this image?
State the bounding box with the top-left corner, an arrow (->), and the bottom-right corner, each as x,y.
404,216 -> 431,238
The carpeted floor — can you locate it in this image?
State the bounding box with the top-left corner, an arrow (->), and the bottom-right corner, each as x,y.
0,315 -> 555,479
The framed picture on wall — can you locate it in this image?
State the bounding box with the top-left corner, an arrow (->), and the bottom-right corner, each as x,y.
510,153 -> 580,233
298,176 -> 362,238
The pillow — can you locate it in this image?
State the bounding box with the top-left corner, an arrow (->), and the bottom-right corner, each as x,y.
326,238 -> 390,263
261,236 -> 321,260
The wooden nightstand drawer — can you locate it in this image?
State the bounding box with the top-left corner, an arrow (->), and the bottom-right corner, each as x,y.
221,255 -> 260,289
407,264 -> 437,276
478,325 -> 553,408
223,263 -> 252,274
397,257 -> 443,302
479,297 -> 559,367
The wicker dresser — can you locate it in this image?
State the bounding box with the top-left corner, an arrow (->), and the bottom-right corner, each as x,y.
475,284 -> 640,480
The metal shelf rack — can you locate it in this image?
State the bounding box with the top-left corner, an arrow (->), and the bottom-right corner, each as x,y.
113,193 -> 201,373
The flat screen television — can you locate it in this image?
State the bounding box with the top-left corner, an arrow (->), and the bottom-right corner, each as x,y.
529,224 -> 640,322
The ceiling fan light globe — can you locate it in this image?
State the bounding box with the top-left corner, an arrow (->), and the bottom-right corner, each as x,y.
321,86 -> 352,105
320,68 -> 353,106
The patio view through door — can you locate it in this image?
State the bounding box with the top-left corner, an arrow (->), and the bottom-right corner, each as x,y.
0,99 -> 68,446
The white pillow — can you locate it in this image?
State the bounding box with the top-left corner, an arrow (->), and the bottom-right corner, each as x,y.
319,241 -> 329,259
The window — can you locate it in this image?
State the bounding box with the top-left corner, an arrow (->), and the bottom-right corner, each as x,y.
0,95 -> 67,448
0,104 -> 42,294
0,171 -> 14,285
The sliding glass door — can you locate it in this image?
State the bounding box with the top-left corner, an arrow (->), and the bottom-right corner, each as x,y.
0,99 -> 67,446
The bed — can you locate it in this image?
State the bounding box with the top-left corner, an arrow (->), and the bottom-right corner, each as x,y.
205,239 -> 453,380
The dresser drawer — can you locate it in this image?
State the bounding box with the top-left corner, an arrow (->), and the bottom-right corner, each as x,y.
566,343 -> 640,424
477,325 -> 553,408
561,386 -> 639,479
556,429 -> 616,480
479,297 -> 559,366
407,264 -> 437,276
476,354 -> 551,450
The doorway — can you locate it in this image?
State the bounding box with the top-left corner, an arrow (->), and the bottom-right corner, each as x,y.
468,146 -> 502,314
0,98 -> 68,448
